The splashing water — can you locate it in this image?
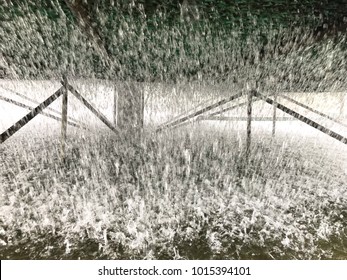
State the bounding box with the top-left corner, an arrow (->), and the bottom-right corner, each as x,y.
0,2 -> 347,260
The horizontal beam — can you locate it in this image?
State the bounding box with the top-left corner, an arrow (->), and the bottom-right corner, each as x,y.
156,91 -> 244,132
63,81 -> 119,134
254,92 -> 347,145
197,116 -> 297,121
0,87 -> 64,144
0,95 -> 87,130
280,94 -> 347,128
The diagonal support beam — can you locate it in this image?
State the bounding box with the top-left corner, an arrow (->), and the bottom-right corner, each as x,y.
156,91 -> 244,132
209,92 -> 279,117
159,96 -> 220,128
280,94 -> 347,128
63,81 -> 119,134
0,85 -> 83,126
0,87 -> 64,144
254,92 -> 347,145
209,98 -> 261,117
0,95 -> 86,130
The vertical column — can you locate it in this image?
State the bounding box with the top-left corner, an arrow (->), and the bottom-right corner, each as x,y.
246,90 -> 253,160
116,81 -> 144,139
272,91 -> 277,137
61,75 -> 68,160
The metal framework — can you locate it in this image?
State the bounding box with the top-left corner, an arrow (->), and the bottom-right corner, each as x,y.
0,78 -> 119,164
1,83 -> 346,154
155,91 -> 244,132
0,87 -> 65,143
0,95 -> 85,129
61,80 -> 119,134
156,90 -> 347,147
279,94 -> 347,128
0,85 -> 82,125
254,92 -> 347,144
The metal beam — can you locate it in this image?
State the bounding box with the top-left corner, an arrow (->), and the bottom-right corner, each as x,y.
0,95 -> 85,129
209,98 -> 262,117
0,87 -> 64,144
0,85 -> 83,125
156,91 -> 244,132
280,94 -> 347,128
255,92 -> 347,145
246,90 -> 253,159
63,81 -> 119,134
61,77 -> 68,160
159,95 -> 220,128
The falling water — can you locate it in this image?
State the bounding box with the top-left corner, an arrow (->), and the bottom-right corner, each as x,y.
0,1 -> 347,260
